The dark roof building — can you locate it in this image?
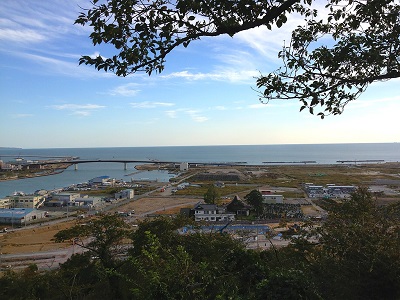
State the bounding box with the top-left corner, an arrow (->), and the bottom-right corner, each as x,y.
226,195 -> 251,216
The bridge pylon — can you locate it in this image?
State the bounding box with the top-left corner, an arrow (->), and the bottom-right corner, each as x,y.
74,164 -> 78,171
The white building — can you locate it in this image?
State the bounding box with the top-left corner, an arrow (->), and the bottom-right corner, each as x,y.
180,162 -> 189,171
0,208 -> 47,226
89,176 -> 113,185
262,194 -> 284,204
115,189 -> 134,199
194,203 -> 235,222
52,192 -> 81,205
7,194 -> 45,209
0,198 -> 11,209
74,197 -> 100,207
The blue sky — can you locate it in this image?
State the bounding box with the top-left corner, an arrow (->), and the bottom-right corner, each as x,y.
1,0 -> 399,149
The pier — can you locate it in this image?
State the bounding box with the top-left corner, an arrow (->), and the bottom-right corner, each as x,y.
262,161 -> 317,164
336,160 -> 385,163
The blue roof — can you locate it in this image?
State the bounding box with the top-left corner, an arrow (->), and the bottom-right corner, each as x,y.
0,208 -> 34,218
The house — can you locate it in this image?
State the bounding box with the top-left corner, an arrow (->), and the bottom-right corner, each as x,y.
262,194 -> 284,204
89,175 -> 112,185
226,195 -> 251,216
46,192 -> 78,207
214,181 -> 225,188
0,208 -> 47,226
180,162 -> 189,171
180,207 -> 193,218
49,192 -> 81,206
194,203 -> 235,222
259,189 -> 273,195
115,189 -> 134,199
0,198 -> 11,209
177,182 -> 190,190
74,196 -> 100,207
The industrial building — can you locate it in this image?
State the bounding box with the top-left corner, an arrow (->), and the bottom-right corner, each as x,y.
0,208 -> 47,226
115,189 -> 134,199
6,194 -> 45,209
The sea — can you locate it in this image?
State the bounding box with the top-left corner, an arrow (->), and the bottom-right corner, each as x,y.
0,143 -> 399,198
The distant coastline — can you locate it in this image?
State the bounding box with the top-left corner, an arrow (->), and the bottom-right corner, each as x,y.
1,143 -> 399,198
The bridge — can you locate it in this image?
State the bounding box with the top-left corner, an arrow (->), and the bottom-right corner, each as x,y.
25,159 -> 250,171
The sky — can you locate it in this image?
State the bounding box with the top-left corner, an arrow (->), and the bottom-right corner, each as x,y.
1,0 -> 399,149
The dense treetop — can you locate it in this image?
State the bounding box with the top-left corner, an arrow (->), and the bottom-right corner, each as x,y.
76,0 -> 400,117
1,189 -> 400,299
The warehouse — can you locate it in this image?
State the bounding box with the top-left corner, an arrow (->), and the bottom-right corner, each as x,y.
0,208 -> 47,226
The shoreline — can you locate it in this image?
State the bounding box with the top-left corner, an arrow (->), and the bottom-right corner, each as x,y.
0,168 -> 68,182
1,161 -> 398,183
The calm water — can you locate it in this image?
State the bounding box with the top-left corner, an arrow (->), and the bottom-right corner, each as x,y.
1,143 -> 399,197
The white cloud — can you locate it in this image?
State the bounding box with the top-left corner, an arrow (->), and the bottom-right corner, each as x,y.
72,110 -> 91,116
0,28 -> 46,43
11,113 -> 34,118
165,110 -> 177,118
248,103 -> 268,109
51,104 -> 105,110
234,2 -> 329,60
110,83 -> 140,97
0,1 -> 83,46
164,108 -> 208,122
162,69 -> 258,83
185,110 -> 208,122
130,101 -> 175,108
9,52 -> 113,78
49,103 -> 105,116
191,115 -> 208,122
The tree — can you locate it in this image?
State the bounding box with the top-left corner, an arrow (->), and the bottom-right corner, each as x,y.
203,184 -> 220,204
75,0 -> 400,116
244,189 -> 264,216
54,214 -> 133,299
75,0 -> 305,75
257,0 -> 400,117
290,187 -> 400,299
125,216 -> 269,299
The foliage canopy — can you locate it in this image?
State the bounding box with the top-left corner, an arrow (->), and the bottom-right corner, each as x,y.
76,0 -> 400,117
203,184 -> 220,204
1,189 -> 400,299
244,189 -> 264,216
257,0 -> 400,117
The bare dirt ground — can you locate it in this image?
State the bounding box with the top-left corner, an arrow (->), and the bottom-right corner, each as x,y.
116,196 -> 200,217
0,222 -> 72,255
0,196 -> 199,255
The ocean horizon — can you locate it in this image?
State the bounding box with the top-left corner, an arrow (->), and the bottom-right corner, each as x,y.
0,143 -> 399,197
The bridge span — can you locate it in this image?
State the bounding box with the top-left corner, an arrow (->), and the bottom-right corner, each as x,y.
28,159 -> 249,170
